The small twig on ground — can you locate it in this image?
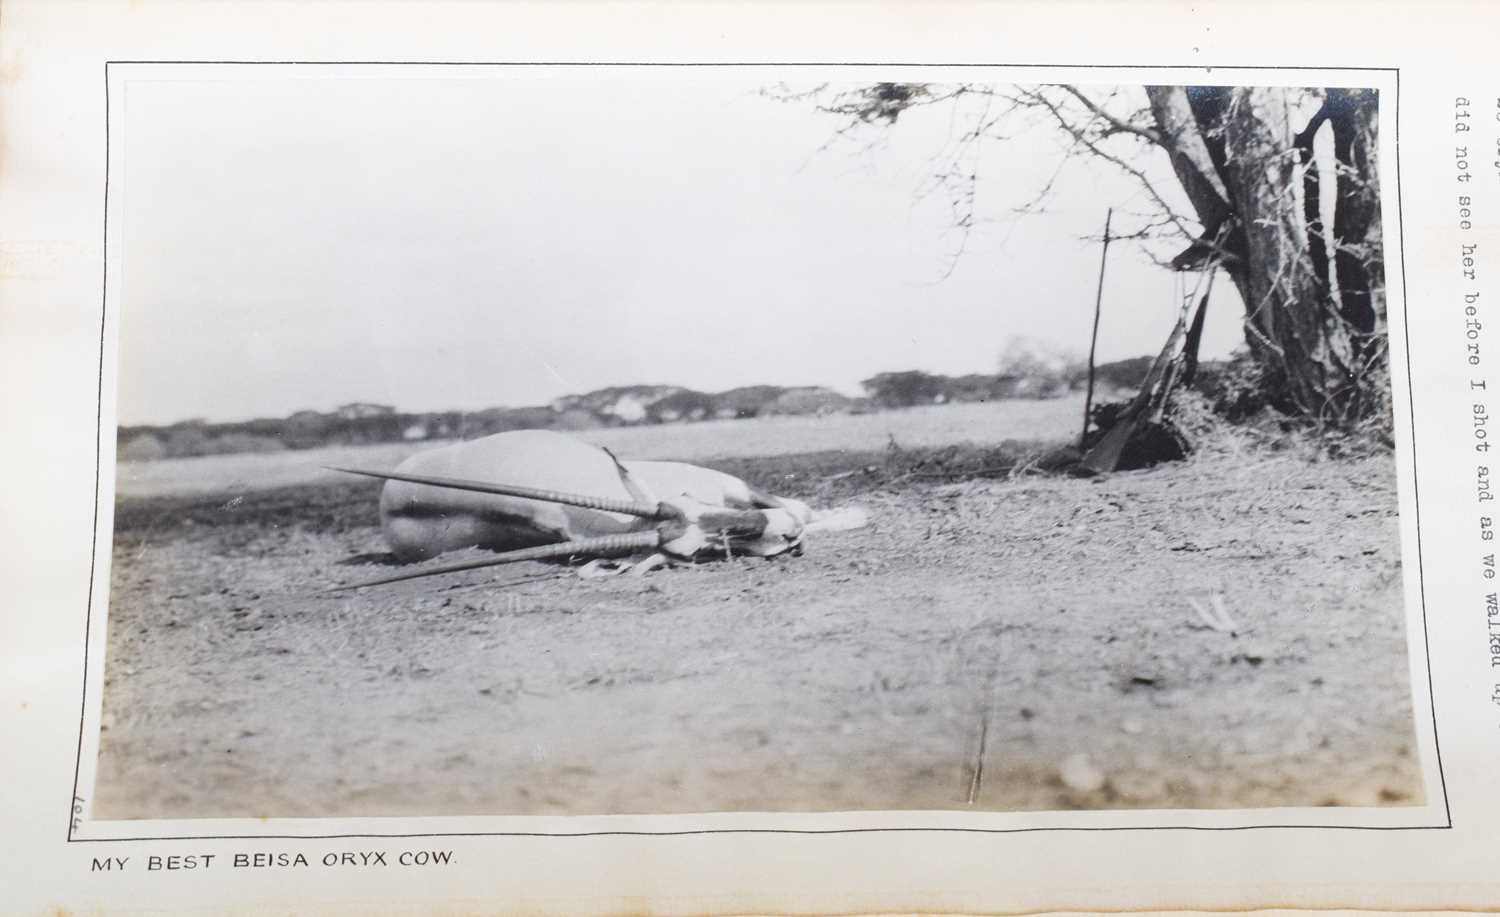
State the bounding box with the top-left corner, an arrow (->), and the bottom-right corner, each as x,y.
966,708 -> 991,805
1186,593 -> 1238,634
904,465 -> 1017,480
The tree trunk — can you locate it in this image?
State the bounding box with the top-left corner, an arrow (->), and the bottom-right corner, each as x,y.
1328,89 -> 1385,337
1145,86 -> 1386,426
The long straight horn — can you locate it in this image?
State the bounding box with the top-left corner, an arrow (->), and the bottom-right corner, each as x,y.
328,466 -> 669,519
327,531 -> 662,591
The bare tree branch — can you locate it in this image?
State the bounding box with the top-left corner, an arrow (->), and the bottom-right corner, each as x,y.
1019,87 -> 1198,240
1054,85 -> 1163,144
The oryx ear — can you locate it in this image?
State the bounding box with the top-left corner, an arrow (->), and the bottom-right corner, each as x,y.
600,446 -> 660,507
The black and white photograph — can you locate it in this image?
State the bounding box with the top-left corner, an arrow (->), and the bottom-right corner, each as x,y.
93,68 -> 1425,819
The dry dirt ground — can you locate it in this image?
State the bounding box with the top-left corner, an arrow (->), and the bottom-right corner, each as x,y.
95,433 -> 1424,818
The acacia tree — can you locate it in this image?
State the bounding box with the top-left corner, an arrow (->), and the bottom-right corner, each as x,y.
795,83 -> 1386,430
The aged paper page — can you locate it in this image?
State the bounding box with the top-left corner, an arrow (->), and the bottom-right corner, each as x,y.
1,0 -> 1497,913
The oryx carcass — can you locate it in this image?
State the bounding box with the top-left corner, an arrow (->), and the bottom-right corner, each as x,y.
331,429 -> 866,588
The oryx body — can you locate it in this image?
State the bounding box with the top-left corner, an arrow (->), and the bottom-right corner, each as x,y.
379,429 -> 812,563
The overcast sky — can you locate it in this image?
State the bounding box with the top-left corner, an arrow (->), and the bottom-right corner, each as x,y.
116,73 -> 1246,426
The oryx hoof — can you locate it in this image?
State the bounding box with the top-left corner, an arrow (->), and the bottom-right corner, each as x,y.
576,559 -> 628,579
628,553 -> 671,577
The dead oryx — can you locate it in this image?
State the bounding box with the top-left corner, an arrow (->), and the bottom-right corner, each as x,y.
330,429 -> 867,588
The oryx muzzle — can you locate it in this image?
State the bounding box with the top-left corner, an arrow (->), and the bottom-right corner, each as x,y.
329,429 -> 865,589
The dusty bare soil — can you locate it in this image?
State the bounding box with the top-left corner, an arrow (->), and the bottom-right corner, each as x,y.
95,435 -> 1423,818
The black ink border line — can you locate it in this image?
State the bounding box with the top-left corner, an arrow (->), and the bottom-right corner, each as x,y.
70,60 -> 112,842
1392,68 -> 1452,827
71,60 -> 1446,843
101,61 -> 1401,69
